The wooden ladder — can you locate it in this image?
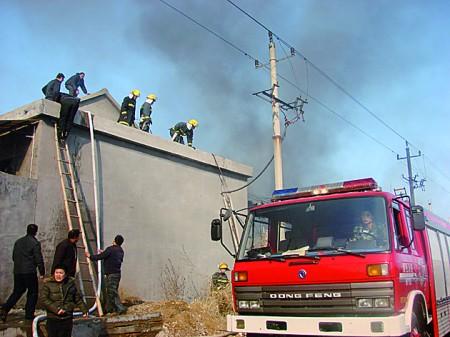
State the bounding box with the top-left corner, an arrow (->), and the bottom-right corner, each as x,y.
212,154 -> 241,253
54,124 -> 103,316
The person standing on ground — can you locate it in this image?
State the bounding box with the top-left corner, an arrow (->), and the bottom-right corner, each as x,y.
139,93 -> 157,133
211,262 -> 230,291
51,229 -> 81,278
42,73 -> 65,101
65,72 -> 89,97
117,89 -> 140,127
169,119 -> 198,148
85,235 -> 126,314
41,265 -> 88,337
0,224 -> 45,322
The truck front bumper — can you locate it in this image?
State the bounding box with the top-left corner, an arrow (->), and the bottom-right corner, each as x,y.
227,313 -> 410,336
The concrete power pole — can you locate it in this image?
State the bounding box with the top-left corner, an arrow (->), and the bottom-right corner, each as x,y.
268,32 -> 284,190
397,140 -> 422,206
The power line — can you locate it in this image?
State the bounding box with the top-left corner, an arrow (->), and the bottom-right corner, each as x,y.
225,0 -> 407,143
158,0 -> 257,63
159,0 -> 450,193
225,0 -> 450,185
158,0 -> 400,156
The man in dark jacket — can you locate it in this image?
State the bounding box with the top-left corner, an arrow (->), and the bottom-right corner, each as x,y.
57,93 -> 80,140
41,265 -> 88,337
86,235 -> 126,314
51,229 -> 81,278
42,73 -> 65,101
169,119 -> 198,148
65,72 -> 88,97
117,89 -> 140,127
0,224 -> 45,322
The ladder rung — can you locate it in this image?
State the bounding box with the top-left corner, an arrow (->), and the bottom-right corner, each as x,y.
79,261 -> 89,265
83,296 -> 97,299
62,172 -> 71,175
77,246 -> 86,249
82,279 -> 93,282
58,159 -> 70,163
70,214 -> 80,218
67,199 -> 77,203
65,186 -> 74,190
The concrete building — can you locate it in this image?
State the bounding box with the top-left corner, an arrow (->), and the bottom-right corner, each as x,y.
0,89 -> 252,301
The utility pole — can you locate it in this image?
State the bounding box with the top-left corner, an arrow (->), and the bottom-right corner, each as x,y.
397,140 -> 422,206
268,32 -> 284,190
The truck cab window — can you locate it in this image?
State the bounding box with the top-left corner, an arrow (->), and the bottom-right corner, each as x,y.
392,202 -> 402,250
237,197 -> 390,260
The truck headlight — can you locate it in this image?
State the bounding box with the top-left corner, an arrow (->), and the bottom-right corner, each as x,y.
374,297 -> 390,308
238,300 -> 249,309
357,298 -> 373,308
249,300 -> 260,309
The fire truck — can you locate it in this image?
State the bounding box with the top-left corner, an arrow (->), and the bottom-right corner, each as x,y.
211,178 -> 450,337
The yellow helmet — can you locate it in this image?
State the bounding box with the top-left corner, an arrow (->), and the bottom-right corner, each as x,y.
218,262 -> 229,270
188,119 -> 199,127
131,89 -> 141,97
147,94 -> 157,101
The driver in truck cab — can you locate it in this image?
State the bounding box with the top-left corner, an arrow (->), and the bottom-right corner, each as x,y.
350,210 -> 387,246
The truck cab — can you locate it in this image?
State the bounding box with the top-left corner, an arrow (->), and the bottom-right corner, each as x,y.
212,178 -> 450,336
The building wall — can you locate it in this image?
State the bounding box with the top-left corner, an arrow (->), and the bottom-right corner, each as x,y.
0,172 -> 37,300
68,125 -> 247,300
0,96 -> 250,302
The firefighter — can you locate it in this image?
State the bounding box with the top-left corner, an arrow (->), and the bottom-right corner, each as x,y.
65,72 -> 89,97
118,89 -> 140,127
211,262 -> 230,291
139,94 -> 157,133
169,119 -> 198,148
42,73 -> 65,101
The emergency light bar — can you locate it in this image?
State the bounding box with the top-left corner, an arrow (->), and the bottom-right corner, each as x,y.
272,178 -> 378,201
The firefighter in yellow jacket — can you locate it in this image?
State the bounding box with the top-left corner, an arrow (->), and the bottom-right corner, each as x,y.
118,89 -> 140,126
211,262 -> 230,291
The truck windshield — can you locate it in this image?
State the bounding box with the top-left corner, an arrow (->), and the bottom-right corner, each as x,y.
237,196 -> 389,260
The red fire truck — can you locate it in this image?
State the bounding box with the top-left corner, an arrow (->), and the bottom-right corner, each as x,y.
211,178 -> 450,337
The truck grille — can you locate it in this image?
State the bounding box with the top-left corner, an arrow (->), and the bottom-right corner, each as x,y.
235,281 -> 394,315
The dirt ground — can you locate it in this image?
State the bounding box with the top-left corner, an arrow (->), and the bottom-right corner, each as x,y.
124,287 -> 233,337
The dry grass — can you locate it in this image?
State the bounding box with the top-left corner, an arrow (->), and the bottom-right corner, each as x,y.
125,286 -> 232,337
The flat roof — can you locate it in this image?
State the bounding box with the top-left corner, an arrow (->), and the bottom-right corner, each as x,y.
0,95 -> 252,178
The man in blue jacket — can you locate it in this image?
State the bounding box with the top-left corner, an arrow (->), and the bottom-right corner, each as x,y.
0,224 -> 45,322
86,235 -> 126,314
65,72 -> 89,97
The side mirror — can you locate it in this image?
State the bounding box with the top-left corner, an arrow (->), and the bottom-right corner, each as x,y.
411,205 -> 426,231
211,219 -> 222,241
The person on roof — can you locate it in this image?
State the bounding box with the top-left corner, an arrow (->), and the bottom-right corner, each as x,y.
118,89 -> 140,127
65,72 -> 89,97
211,262 -> 230,291
139,94 -> 157,133
42,73 -> 65,101
169,119 -> 198,148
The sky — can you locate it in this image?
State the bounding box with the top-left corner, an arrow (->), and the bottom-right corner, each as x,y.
1,0 -> 449,219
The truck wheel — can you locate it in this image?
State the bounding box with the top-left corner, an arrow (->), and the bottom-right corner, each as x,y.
410,311 -> 430,337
